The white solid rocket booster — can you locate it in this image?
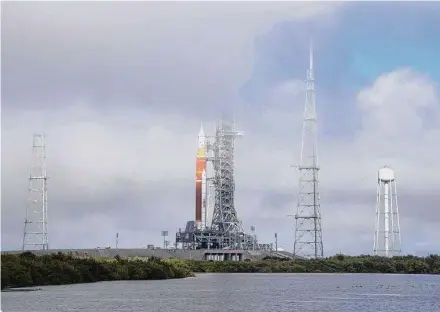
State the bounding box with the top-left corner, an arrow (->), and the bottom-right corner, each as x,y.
201,169 -> 207,229
196,123 -> 207,230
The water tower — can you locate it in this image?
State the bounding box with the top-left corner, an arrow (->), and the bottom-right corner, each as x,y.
373,166 -> 402,257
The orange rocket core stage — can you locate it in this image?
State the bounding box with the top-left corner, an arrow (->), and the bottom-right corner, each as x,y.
195,146 -> 206,226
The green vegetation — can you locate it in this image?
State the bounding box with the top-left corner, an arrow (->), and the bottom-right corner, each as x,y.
185,254 -> 440,274
1,252 -> 194,290
2,253 -> 438,289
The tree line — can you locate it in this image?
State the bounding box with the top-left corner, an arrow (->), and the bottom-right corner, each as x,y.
186,254 -> 440,274
1,252 -> 193,290
2,253 -> 439,289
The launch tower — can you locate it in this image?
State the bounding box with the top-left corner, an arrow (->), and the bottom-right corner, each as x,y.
210,119 -> 244,236
373,166 -> 402,257
176,117 -> 261,250
22,133 -> 49,250
293,40 -> 324,259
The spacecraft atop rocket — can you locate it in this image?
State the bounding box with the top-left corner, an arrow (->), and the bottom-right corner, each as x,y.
195,123 -> 207,230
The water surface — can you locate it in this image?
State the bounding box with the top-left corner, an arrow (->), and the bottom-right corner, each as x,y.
2,273 -> 439,312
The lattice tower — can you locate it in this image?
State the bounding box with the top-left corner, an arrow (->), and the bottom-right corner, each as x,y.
293,40 -> 324,259
22,133 -> 49,250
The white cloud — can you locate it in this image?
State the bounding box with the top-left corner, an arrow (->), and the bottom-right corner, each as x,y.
317,68 -> 440,191
358,69 -> 437,136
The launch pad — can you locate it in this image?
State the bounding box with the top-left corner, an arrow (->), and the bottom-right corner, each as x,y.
176,221 -> 260,250
176,118 -> 267,251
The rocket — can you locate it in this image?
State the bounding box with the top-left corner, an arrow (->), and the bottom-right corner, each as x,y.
195,123 -> 207,230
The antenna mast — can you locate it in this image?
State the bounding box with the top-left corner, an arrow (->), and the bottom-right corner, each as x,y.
22,133 -> 49,250
293,39 -> 324,259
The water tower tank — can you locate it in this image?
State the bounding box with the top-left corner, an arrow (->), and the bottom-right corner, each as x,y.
378,166 -> 395,182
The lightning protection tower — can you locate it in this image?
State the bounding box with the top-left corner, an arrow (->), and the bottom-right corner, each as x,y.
293,39 -> 324,259
373,166 -> 402,257
22,133 -> 49,250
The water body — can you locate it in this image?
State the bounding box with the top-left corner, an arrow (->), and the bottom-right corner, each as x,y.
2,273 -> 440,312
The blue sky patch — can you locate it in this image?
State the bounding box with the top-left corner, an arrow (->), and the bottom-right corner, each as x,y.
241,2 -> 440,137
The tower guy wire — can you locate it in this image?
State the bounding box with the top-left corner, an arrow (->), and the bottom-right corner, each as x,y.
22,133 -> 49,251
293,39 -> 324,259
373,166 -> 402,257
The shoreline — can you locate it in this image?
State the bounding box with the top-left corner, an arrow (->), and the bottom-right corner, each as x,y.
2,253 -> 439,289
2,288 -> 42,292
186,255 -> 440,275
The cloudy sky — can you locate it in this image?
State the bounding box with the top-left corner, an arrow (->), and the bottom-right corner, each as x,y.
2,1 -> 440,256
